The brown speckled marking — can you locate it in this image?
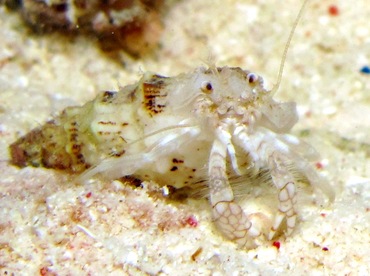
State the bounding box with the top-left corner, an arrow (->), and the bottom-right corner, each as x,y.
101,91 -> 117,103
172,158 -> 184,164
142,75 -> 168,115
98,121 -> 117,125
67,120 -> 86,167
112,150 -> 126,157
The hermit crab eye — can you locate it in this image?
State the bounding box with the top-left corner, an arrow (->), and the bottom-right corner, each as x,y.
201,81 -> 213,93
247,73 -> 258,84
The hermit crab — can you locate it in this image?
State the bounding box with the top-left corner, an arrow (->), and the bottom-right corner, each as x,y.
9,0 -> 333,246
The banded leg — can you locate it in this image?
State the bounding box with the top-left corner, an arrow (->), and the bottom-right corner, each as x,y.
209,138 -> 260,246
268,153 -> 297,240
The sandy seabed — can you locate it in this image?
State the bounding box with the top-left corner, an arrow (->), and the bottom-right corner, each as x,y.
1,0 -> 370,275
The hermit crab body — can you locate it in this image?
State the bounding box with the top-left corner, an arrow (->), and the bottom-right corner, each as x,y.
10,66 -> 332,246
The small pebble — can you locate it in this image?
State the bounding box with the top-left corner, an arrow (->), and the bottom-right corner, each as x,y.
360,66 -> 370,74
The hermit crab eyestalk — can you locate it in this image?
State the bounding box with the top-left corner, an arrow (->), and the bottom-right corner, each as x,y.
200,81 -> 213,93
247,73 -> 259,84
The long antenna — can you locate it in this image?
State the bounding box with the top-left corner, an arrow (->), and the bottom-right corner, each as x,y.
271,0 -> 309,95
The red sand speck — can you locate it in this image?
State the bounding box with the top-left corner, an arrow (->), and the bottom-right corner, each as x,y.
272,241 -> 281,250
328,5 -> 339,16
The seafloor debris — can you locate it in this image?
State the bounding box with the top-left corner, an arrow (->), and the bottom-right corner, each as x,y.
2,0 -> 166,57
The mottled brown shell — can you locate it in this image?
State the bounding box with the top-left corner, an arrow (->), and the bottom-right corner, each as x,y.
10,73 -> 169,173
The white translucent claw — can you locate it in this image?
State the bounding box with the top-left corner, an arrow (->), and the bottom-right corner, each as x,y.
269,181 -> 297,240
286,210 -> 297,235
213,201 -> 260,246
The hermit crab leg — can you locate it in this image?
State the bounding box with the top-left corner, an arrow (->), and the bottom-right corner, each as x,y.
209,137 -> 260,246
288,151 -> 335,203
216,127 -> 242,175
267,152 -> 297,240
233,125 -> 299,239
